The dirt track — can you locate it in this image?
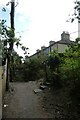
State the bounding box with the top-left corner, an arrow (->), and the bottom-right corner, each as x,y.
2,81 -> 53,118
2,81 -> 80,119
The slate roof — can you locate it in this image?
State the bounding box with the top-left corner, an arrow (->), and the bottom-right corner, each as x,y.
27,38 -> 74,60
57,39 -> 74,44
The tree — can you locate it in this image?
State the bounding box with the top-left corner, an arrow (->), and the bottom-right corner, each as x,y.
59,38 -> 80,87
70,0 -> 80,23
0,19 -> 28,89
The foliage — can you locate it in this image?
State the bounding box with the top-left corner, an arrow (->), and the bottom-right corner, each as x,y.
0,19 -> 28,64
0,18 -> 29,83
47,51 -> 61,70
59,38 -> 80,87
70,0 -> 80,22
14,57 -> 44,82
14,50 -> 61,86
45,51 -> 62,87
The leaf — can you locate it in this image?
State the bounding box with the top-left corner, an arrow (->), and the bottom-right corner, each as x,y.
2,8 -> 6,12
6,2 -> 10,6
22,46 -> 25,51
16,42 -> 19,47
74,5 -> 78,9
71,18 -> 74,22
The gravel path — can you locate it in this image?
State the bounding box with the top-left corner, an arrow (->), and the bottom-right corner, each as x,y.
2,81 -> 53,118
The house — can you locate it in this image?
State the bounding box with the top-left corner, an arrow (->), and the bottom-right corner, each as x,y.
26,31 -> 74,61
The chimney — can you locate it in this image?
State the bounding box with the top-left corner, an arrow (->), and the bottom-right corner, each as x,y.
61,31 -> 70,40
49,40 -> 55,46
36,49 -> 40,53
41,46 -> 46,50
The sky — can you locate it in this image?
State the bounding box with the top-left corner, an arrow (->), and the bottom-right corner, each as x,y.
0,0 -> 79,56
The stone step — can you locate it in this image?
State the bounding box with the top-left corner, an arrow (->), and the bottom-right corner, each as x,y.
33,89 -> 42,93
40,85 -> 47,90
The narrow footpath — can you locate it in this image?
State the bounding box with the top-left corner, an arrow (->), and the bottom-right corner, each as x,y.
2,81 -> 53,118
3,81 -> 79,119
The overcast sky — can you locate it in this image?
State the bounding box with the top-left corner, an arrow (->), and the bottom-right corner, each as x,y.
0,0 -> 78,56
